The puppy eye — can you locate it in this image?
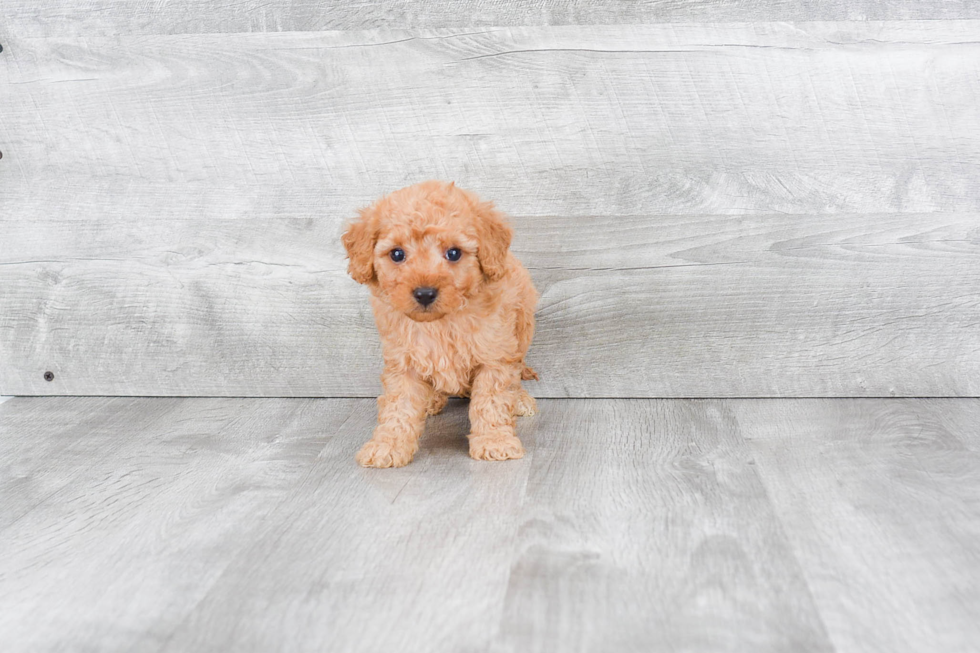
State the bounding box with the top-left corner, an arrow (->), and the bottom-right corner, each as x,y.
389,248 -> 406,263
445,247 -> 462,262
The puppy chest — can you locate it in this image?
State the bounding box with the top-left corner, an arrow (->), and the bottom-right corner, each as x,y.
406,334 -> 476,395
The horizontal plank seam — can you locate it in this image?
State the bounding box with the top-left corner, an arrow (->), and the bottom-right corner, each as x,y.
525,261 -> 750,272
454,41 -> 980,62
8,29 -> 980,47
4,395 -> 980,400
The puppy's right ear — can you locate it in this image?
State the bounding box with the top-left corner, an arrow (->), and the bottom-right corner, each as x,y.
342,207 -> 378,284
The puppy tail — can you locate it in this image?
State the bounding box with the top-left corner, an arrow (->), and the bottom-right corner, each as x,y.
521,364 -> 540,381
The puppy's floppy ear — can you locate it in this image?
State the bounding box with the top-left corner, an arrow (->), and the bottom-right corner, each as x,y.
473,201 -> 513,282
341,207 -> 379,284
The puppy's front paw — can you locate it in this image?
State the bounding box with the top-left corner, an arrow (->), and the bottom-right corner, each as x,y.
356,439 -> 416,468
469,434 -> 525,461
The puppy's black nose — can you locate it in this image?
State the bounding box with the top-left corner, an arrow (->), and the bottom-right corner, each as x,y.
413,286 -> 438,307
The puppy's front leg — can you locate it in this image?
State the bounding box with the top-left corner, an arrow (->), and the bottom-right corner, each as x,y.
468,364 -> 525,461
356,368 -> 430,468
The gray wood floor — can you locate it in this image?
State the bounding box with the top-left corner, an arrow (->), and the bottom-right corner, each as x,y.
2,396 -> 977,653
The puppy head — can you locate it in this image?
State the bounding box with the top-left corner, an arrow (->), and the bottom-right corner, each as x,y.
342,180 -> 513,322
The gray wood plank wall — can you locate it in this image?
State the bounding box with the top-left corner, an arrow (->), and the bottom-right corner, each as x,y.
1,19 -> 978,397
3,2 -> 980,37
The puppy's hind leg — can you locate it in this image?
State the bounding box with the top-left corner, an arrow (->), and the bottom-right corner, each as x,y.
521,363 -> 539,381
427,390 -> 448,416
513,385 -> 537,417
515,358 -> 538,416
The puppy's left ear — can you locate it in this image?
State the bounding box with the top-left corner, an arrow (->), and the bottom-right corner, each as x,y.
341,207 -> 379,285
474,201 -> 513,282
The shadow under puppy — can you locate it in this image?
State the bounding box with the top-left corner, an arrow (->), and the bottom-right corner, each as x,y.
342,181 -> 539,468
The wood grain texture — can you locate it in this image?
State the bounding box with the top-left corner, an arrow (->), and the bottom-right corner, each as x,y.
2,22 -> 980,397
736,399 -> 980,653
3,23 -> 980,218
1,211 -> 977,397
162,397 -> 532,652
0,396 -> 363,652
7,397 -> 977,651
493,399 -> 833,652
2,1 -> 980,37
0,397 -> 179,531
0,396 -> 534,653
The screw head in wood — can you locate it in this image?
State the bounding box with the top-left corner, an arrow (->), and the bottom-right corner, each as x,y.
44,371 -> 54,382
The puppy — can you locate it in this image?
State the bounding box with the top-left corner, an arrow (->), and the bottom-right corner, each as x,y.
342,181 -> 539,468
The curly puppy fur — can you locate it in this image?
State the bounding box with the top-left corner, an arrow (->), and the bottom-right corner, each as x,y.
342,181 -> 539,468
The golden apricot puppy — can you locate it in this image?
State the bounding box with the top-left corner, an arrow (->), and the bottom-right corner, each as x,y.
342,181 -> 539,468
